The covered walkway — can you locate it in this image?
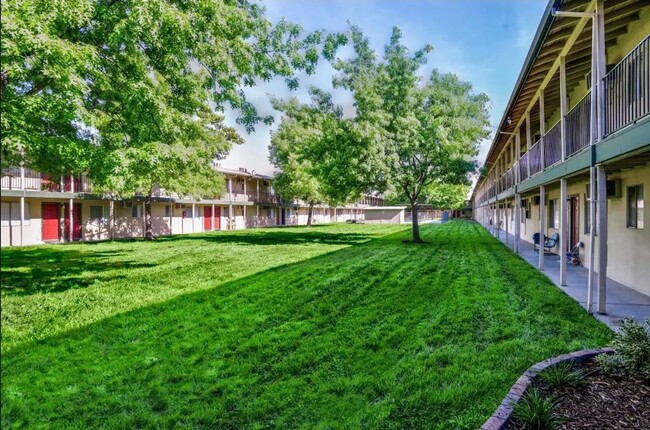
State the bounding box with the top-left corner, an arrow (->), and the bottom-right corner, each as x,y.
489,226 -> 650,331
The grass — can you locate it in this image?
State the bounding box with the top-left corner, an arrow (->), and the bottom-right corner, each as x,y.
1,221 -> 611,429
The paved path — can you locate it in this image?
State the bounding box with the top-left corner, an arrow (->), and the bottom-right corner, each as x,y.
485,225 -> 650,331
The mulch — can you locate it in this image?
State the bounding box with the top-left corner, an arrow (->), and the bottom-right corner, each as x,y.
507,361 -> 650,429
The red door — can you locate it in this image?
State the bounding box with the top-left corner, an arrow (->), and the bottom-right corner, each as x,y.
42,203 -> 60,241
204,206 -> 212,231
64,203 -> 82,240
214,207 -> 221,230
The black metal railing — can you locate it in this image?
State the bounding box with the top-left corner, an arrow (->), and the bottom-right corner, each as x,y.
543,120 -> 562,167
565,91 -> 591,157
604,34 -> 649,136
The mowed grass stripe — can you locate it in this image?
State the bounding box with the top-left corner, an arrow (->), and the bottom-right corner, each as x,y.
1,223 -> 406,352
1,221 -> 611,429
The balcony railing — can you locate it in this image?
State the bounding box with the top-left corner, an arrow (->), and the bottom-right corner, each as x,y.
566,92 -> 591,157
529,139 -> 542,176
519,153 -> 529,182
1,170 -> 92,193
604,34 -> 649,136
543,120 -> 562,167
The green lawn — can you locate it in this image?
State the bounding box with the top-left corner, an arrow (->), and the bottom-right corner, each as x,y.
1,221 -> 611,429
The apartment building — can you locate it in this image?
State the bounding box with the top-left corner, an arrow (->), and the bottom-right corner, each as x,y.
0,165 -> 382,247
471,0 -> 649,303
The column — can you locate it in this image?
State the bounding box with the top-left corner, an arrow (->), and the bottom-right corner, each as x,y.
69,174 -> 74,242
192,203 -> 196,233
229,204 -> 233,230
539,185 -> 545,270
596,0 -> 606,141
597,165 -> 608,314
243,205 -> 247,228
228,177 -> 233,201
560,179 -> 568,285
110,199 -> 115,239
539,88 -> 546,172
560,56 -> 567,161
19,161 -> 25,246
526,112 -> 532,178
514,130 -> 521,254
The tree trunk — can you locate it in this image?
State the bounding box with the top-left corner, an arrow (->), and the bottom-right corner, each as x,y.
411,202 -> 422,243
145,196 -> 154,240
307,203 -> 314,227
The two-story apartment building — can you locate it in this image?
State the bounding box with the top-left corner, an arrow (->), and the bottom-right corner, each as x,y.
471,0 -> 649,306
1,164 -> 383,247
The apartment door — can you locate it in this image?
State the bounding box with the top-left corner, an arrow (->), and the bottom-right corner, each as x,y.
42,203 -> 60,241
204,206 -> 212,231
568,196 -> 580,251
64,203 -> 82,240
213,207 -> 221,230
281,208 -> 286,225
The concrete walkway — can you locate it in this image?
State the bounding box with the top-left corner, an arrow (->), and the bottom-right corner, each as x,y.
487,226 -> 650,331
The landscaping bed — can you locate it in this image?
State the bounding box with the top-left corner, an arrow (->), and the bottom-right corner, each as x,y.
506,319 -> 650,430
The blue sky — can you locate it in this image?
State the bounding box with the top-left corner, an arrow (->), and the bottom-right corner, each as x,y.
222,0 -> 548,175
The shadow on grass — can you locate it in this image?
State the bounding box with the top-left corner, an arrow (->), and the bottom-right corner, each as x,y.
155,229 -> 376,246
0,248 -> 157,296
1,220 -> 612,429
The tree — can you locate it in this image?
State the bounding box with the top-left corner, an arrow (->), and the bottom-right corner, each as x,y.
270,88 -> 363,224
2,0 -> 345,239
331,27 -> 490,242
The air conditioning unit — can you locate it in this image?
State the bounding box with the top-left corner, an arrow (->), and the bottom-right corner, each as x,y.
120,201 -> 133,208
532,196 -> 541,206
606,179 -> 621,198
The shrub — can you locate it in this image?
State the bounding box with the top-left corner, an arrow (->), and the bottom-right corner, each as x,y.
512,387 -> 564,430
595,318 -> 650,381
539,361 -> 585,387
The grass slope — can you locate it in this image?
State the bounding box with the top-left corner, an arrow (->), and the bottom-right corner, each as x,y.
1,221 -> 611,429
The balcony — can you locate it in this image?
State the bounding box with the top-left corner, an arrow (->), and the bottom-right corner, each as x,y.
1,169 -> 92,193
484,35 -> 650,202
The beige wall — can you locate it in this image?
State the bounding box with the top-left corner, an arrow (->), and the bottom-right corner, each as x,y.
364,208 -> 404,224
495,163 -> 649,297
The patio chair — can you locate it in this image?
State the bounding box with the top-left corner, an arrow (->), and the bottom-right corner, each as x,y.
566,241 -> 583,265
543,233 -> 560,252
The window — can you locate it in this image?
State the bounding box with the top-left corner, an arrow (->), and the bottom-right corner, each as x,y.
132,205 -> 142,218
548,199 -> 559,229
584,184 -> 598,235
165,205 -> 171,218
627,185 -> 644,229
90,205 -> 109,224
525,199 -> 531,219
1,202 -> 31,226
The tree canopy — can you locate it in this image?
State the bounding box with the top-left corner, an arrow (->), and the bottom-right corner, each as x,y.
2,0 -> 345,238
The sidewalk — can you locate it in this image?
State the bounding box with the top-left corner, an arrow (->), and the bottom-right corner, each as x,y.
487,226 -> 650,331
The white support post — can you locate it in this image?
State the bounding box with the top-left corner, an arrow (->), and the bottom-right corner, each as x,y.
596,0 -> 606,142
539,185 -> 545,270
19,161 -> 25,246
560,56 -> 567,160
69,174 -> 75,242
526,112 -> 532,177
560,179 -> 568,285
228,177 -> 233,201
168,202 -> 172,235
110,200 -> 115,239
243,205 -> 247,228
539,88 -> 546,171
496,200 -> 500,239
597,165 -> 608,314
229,204 -> 233,230
192,203 -> 196,233
505,202 -> 509,245
514,130 -> 521,253
69,198 -> 74,242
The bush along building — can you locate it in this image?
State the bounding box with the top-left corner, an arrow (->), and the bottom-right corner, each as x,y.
471,0 -> 649,302
0,164 -> 383,247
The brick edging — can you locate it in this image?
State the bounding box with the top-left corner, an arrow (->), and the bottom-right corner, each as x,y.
480,347 -> 614,430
